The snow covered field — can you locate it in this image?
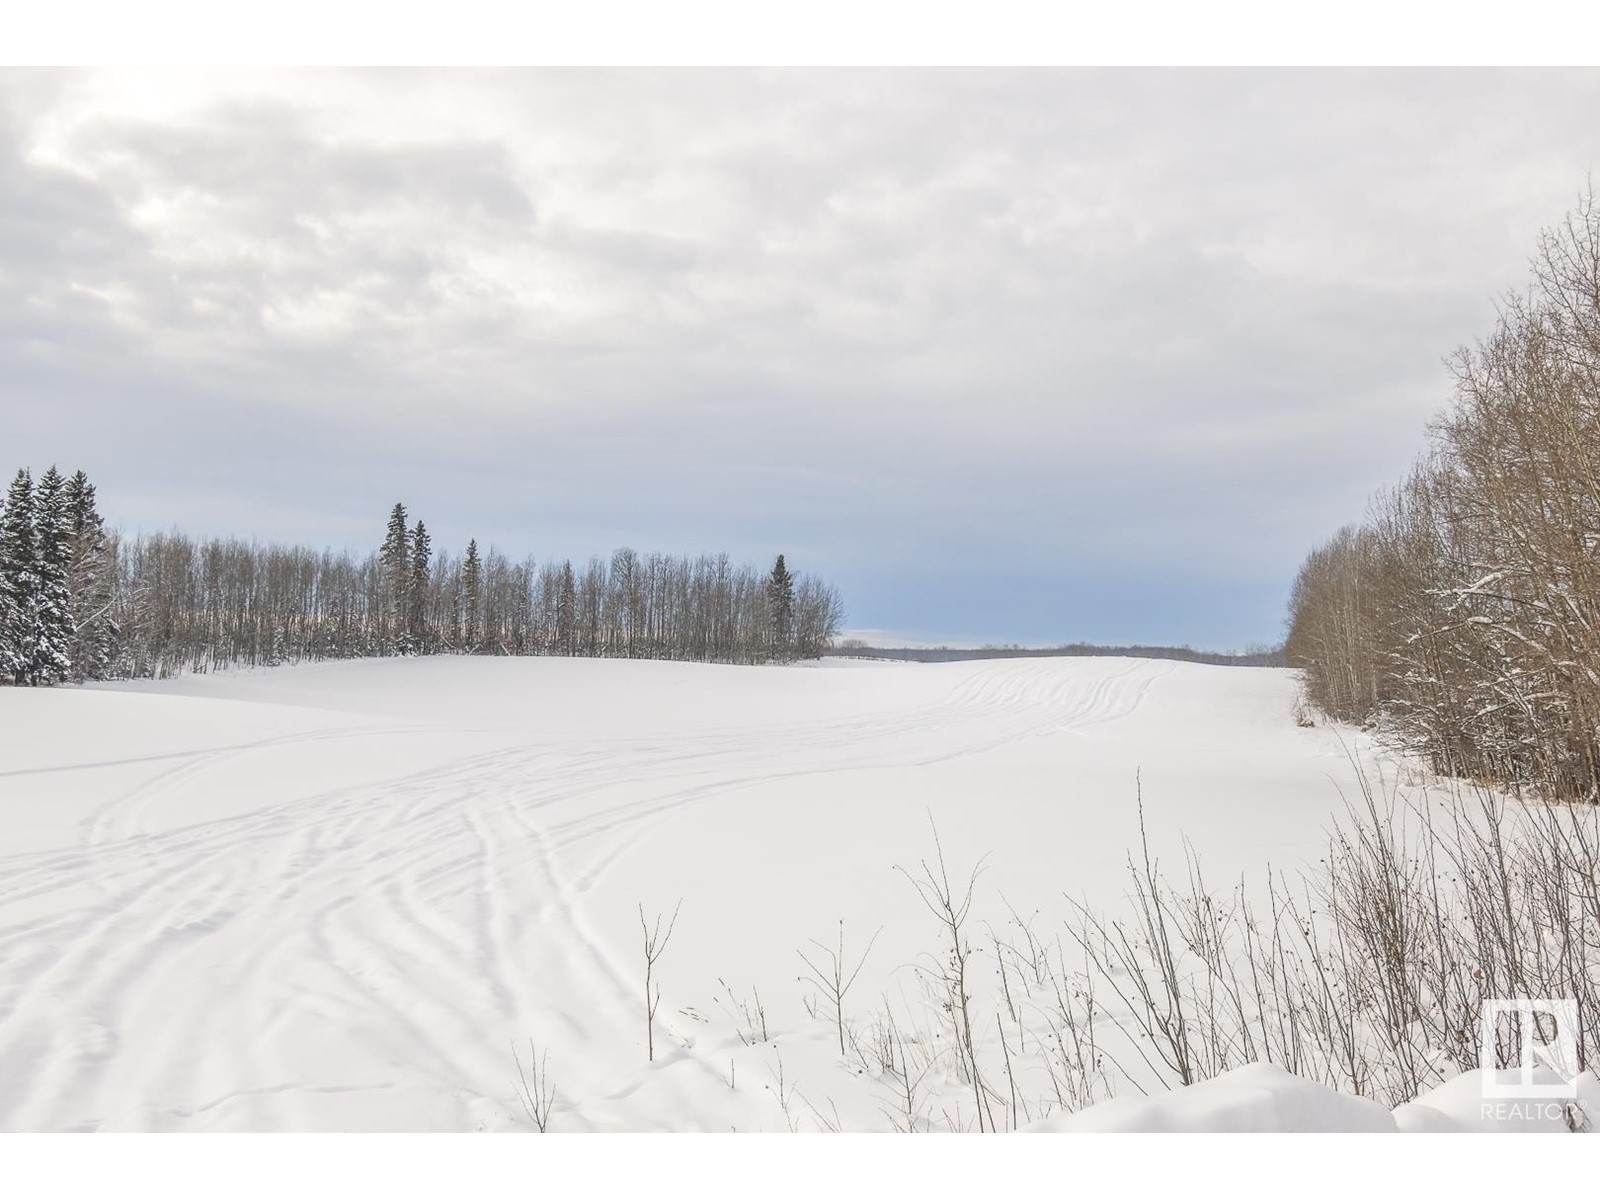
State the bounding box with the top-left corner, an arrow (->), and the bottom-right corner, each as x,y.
0,655 -> 1578,1131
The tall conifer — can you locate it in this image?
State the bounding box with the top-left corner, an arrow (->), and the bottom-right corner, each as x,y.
0,470 -> 39,684
462,538 -> 482,652
64,470 -> 115,680
31,466 -> 73,684
409,520 -> 432,654
381,503 -> 410,653
767,553 -> 795,662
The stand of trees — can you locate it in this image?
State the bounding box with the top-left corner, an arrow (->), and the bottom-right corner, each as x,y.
0,485 -> 845,684
0,467 -> 113,686
1286,188 -> 1600,801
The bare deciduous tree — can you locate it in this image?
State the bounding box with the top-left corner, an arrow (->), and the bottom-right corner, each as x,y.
639,900 -> 681,1063
1287,183 -> 1600,803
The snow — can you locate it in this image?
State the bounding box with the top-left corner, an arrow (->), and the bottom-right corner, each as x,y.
1017,1068 -> 1593,1139
1027,1063 -> 1397,1132
1394,1070 -> 1600,1133
1025,1064 -> 1600,1133
0,654 -> 1586,1131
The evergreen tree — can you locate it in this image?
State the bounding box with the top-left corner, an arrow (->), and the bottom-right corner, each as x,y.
64,470 -> 115,681
0,485 -> 13,681
381,503 -> 410,653
767,553 -> 795,661
266,623 -> 288,668
31,467 -> 73,685
409,520 -> 432,654
0,470 -> 39,684
462,538 -> 482,653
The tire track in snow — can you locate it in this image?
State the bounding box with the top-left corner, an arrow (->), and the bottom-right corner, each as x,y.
0,657 -> 1173,1130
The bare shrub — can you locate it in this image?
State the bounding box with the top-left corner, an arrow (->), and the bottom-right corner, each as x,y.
714,978 -> 769,1046
897,818 -> 1004,1131
797,920 -> 882,1057
511,1037 -> 556,1132
630,776 -> 1595,1128
1056,771 -> 1598,1110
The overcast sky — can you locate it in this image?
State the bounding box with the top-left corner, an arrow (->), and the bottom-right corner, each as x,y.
4,68 -> 1599,648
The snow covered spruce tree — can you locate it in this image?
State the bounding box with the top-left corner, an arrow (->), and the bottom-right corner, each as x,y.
462,538 -> 482,652
0,469 -> 41,684
381,503 -> 411,654
30,467 -> 74,685
0,494 -> 12,669
409,519 -> 432,654
0,472 -> 23,682
64,470 -> 115,681
767,553 -> 795,661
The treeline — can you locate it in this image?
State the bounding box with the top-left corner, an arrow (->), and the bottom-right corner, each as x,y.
831,641 -> 1284,667
1286,188 -> 1600,800
0,486 -> 845,684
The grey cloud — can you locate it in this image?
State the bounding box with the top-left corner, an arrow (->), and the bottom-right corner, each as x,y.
4,68 -> 1600,646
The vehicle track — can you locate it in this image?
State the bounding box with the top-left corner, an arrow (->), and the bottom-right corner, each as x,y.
0,657 -> 1171,1130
